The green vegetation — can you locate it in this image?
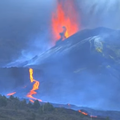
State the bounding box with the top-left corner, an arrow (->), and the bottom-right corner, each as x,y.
0,95 -> 107,120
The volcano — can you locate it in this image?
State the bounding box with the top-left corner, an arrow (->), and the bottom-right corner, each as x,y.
2,27 -> 120,113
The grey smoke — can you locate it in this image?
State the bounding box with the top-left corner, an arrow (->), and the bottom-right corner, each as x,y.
77,0 -> 120,29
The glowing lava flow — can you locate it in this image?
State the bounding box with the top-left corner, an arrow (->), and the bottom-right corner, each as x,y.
7,92 -> 16,96
52,0 -> 80,42
26,68 -> 42,102
78,110 -> 88,116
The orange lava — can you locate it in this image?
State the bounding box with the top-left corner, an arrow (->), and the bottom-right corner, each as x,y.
78,110 -> 88,116
52,0 -> 80,42
29,99 -> 34,103
7,92 -> 16,96
27,68 -> 42,102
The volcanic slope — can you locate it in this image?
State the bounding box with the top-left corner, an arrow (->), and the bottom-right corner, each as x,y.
23,27 -> 120,69
2,27 -> 120,115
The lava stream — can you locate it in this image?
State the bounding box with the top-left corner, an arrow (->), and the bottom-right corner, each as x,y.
27,68 -> 42,102
78,110 -> 88,116
7,92 -> 16,96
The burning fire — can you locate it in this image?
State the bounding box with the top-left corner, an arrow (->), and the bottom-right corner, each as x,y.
26,68 -> 42,102
7,92 -> 16,96
52,0 -> 80,42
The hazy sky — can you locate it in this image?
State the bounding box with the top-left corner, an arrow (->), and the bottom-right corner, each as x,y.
78,0 -> 120,29
0,0 -> 56,65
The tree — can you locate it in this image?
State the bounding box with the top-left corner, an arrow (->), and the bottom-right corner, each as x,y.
9,95 -> 14,100
21,99 -> 27,105
44,103 -> 54,111
0,97 -> 7,107
33,100 -> 40,109
28,101 -> 32,108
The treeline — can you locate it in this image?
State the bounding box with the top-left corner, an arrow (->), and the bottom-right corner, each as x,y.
0,95 -> 56,120
0,95 -> 109,120
0,94 -> 54,111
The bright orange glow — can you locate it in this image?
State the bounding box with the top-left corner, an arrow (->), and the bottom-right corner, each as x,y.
78,110 -> 88,116
52,0 -> 80,42
29,99 -> 34,103
27,68 -> 42,102
78,110 -> 81,113
7,92 -> 16,96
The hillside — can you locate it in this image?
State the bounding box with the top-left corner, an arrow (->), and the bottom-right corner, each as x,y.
53,103 -> 120,120
0,95 -> 108,120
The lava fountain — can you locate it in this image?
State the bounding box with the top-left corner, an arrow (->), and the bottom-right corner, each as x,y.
26,68 -> 42,102
52,0 -> 80,42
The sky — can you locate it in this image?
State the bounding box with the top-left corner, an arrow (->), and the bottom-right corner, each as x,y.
0,0 -> 120,111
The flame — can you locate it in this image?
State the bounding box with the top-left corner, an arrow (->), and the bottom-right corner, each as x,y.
27,68 -> 42,102
78,110 -> 88,116
7,92 -> 16,96
52,0 -> 80,42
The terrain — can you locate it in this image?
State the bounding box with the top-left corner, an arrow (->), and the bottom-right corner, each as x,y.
0,95 -> 108,120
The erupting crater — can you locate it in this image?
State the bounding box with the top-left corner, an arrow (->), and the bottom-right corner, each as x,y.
52,0 -> 80,42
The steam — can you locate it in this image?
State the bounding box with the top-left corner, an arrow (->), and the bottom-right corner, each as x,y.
77,0 -> 120,29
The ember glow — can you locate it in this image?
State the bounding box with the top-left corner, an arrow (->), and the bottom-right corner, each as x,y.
29,99 -> 34,103
78,110 -> 88,116
52,0 -> 80,42
26,68 -> 42,102
7,92 -> 16,96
